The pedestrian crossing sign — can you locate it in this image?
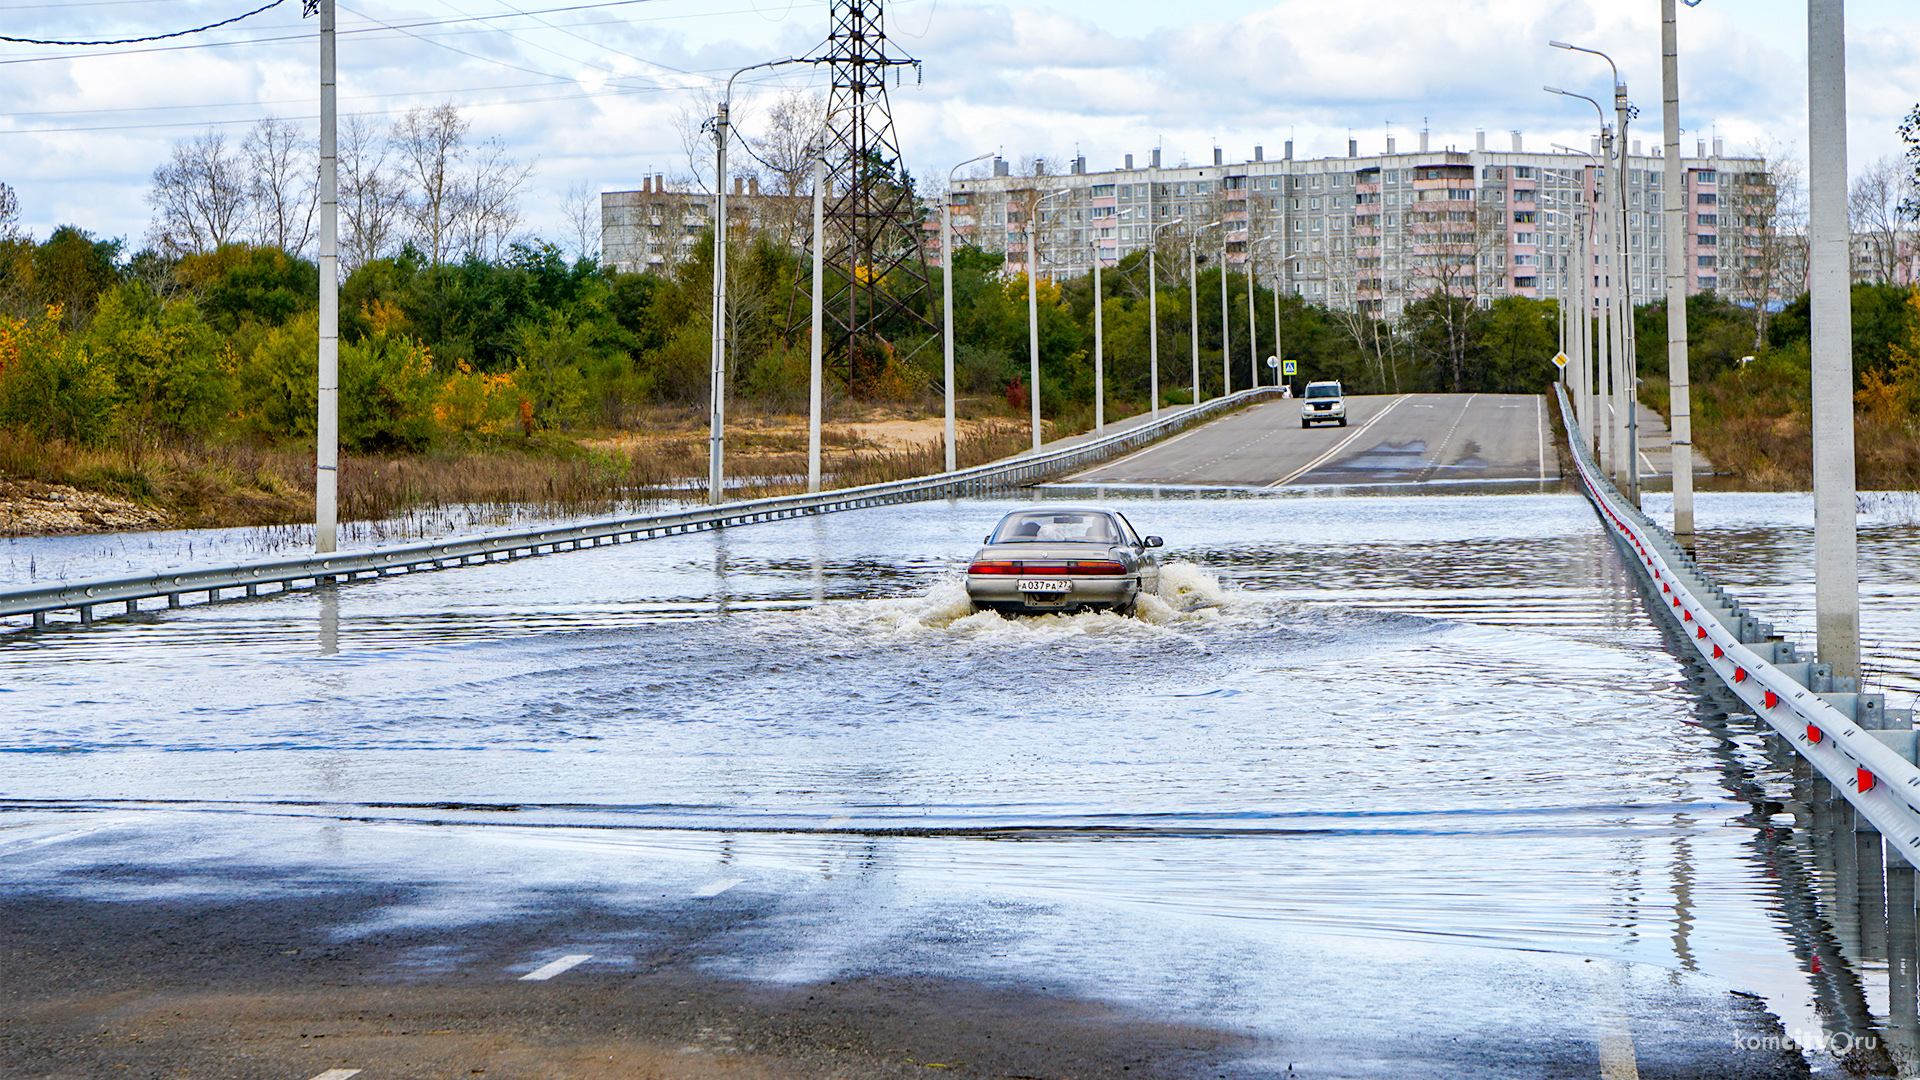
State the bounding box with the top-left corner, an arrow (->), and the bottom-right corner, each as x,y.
1550,352 -> 1569,370
1283,359 -> 1297,376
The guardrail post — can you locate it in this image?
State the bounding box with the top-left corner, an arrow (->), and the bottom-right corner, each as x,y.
78,605 -> 94,624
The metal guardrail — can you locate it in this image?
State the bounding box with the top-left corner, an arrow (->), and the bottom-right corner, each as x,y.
1557,384 -> 1920,867
1,388 -> 1283,629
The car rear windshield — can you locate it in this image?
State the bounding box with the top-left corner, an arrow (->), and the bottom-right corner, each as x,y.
1304,384 -> 1341,399
991,511 -> 1119,544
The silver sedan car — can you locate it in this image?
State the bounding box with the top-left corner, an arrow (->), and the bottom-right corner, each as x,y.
965,506 -> 1164,616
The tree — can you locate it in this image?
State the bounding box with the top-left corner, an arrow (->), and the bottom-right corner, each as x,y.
1726,149 -> 1806,350
34,226 -> 122,331
452,136 -> 533,262
242,117 -> 317,256
339,114 -> 407,272
747,90 -> 827,247
392,104 -> 469,264
1852,154 -> 1916,285
1899,105 -> 1920,222
0,181 -> 18,240
564,181 -> 600,263
147,131 -> 248,256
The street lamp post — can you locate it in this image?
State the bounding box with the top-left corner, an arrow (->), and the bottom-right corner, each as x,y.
1190,220 -> 1220,407
1027,188 -> 1070,452
1552,40 -> 1639,504
1545,93 -> 1620,484
942,151 -> 994,473
709,57 -> 805,505
1220,228 -> 1232,397
1090,208 -> 1133,432
1549,147 -> 1603,459
1147,217 -> 1184,419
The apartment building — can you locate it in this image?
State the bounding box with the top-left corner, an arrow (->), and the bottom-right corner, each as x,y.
931,133 -> 1773,319
601,174 -> 807,274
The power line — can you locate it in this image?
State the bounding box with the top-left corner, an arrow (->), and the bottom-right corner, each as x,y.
0,0 -> 288,45
0,0 -> 719,65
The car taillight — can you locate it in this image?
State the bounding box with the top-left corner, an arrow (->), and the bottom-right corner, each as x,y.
968,561 -> 1021,575
1006,561 -> 1128,576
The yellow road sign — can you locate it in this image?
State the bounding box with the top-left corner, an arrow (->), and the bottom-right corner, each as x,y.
1550,352 -> 1570,369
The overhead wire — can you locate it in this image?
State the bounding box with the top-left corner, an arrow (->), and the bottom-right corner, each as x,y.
0,0 -> 288,45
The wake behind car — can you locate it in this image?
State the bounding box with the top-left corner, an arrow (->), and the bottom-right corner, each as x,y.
966,506 -> 1163,616
1300,380 -> 1346,427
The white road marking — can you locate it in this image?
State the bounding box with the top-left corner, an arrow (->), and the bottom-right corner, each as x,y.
1593,961 -> 1641,1079
694,877 -> 745,897
1267,394 -> 1413,487
307,1071 -> 363,1080
1413,393 -> 1476,483
518,954 -> 592,981
1638,450 -> 1659,478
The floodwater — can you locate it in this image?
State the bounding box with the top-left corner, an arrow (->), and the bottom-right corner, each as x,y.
5,489 -> 1920,1073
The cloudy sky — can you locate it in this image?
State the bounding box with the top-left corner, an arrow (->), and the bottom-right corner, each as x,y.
2,0 -> 1915,255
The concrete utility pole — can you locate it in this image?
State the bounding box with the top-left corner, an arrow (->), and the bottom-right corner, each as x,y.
942,152 -> 993,472
1662,0 -> 1696,543
708,98 -> 731,504
1613,77 -> 1639,507
809,150 -> 825,493
1148,217 -> 1182,419
1091,238 -> 1106,431
1026,200 -> 1042,452
315,0 -> 338,554
1220,234 -> 1231,397
1808,0 -> 1861,683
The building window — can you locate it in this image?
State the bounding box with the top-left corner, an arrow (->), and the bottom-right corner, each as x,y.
1515,166 -> 1535,179
1696,192 -> 1717,205
1698,255 -> 1716,267
1514,275 -> 1538,288
1515,233 -> 1535,245
1697,170 -> 1718,184
1697,234 -> 1717,246
1513,210 -> 1535,223
1700,276 -> 1717,289
1697,214 -> 1717,226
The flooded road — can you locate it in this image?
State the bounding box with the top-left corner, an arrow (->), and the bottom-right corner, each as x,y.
5,490 -> 1920,1076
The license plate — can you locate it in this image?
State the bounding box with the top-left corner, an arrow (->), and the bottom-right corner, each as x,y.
1016,579 -> 1072,594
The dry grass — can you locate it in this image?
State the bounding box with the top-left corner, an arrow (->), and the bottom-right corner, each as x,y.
0,410 -> 1043,535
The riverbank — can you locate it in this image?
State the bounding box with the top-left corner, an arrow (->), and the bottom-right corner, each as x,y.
0,405 -> 1038,537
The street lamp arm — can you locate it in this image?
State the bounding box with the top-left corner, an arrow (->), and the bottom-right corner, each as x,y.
1549,39 -> 1620,87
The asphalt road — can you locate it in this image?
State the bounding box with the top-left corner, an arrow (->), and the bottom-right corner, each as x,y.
1067,393 -> 1559,489
0,816 -> 1810,1080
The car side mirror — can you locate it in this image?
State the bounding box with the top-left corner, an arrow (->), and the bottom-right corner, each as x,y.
1145,536 -> 1164,548
985,535 -> 992,543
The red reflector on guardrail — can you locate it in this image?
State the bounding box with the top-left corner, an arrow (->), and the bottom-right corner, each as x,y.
1735,667 -> 1748,683
1808,724 -> 1823,744
1683,611 -> 1692,622
1860,769 -> 1877,793
1696,627 -> 1707,639
1713,645 -> 1724,659
1765,690 -> 1779,709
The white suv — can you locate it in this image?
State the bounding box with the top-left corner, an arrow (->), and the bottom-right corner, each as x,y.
1300,381 -> 1347,428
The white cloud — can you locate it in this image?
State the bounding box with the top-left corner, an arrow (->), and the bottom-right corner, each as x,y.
0,0 -> 1912,249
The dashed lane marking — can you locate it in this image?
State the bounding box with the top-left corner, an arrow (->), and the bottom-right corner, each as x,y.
694,877 -> 745,897
308,1071 -> 363,1080
519,954 -> 592,981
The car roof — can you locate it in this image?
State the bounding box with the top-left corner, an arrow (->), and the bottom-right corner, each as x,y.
995,505 -> 1125,517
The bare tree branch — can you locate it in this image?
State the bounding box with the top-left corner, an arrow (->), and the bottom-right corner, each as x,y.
146,131 -> 247,256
